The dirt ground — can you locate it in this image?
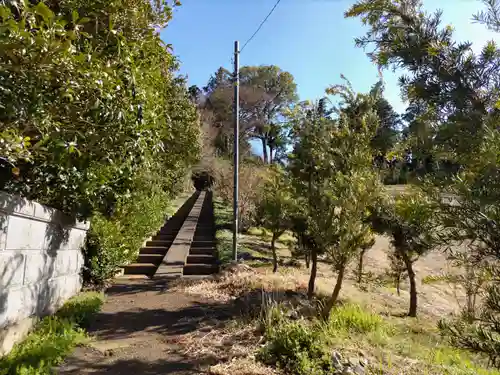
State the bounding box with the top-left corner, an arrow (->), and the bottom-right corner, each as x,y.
236,232 -> 462,319
58,278 -> 238,375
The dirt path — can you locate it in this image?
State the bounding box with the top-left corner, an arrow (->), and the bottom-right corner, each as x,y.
59,278 -> 235,374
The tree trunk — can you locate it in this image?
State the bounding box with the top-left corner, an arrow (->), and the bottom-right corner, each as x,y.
261,138 -> 268,164
322,265 -> 346,319
396,273 -> 401,296
402,253 -> 418,317
357,249 -> 366,284
269,146 -> 274,164
305,249 -> 310,269
271,232 -> 278,273
307,248 -> 318,299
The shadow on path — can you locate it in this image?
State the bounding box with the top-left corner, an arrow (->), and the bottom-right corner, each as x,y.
59,279 -> 237,375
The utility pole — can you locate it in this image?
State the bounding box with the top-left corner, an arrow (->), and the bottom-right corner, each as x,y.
232,40 -> 240,262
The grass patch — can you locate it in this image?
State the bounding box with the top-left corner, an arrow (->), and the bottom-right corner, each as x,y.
247,227 -> 267,237
325,303 -> 389,334
278,231 -> 296,247
0,291 -> 104,375
56,291 -> 104,327
213,198 -> 232,230
213,197 -> 234,265
246,227 -> 296,247
216,229 -> 233,264
422,273 -> 455,285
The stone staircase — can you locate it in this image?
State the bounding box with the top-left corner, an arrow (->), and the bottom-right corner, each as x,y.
122,192 -> 199,277
121,190 -> 219,278
184,191 -> 218,276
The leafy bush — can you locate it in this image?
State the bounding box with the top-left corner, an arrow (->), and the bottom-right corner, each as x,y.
258,315 -> 333,375
0,0 -> 199,218
83,173 -> 175,285
0,292 -> 104,375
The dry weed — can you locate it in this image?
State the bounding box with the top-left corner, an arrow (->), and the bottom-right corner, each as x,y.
209,357 -> 278,375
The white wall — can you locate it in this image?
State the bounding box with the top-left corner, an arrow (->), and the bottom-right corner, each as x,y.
0,192 -> 89,355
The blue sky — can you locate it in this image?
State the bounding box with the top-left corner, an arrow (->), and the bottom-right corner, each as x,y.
163,0 -> 497,115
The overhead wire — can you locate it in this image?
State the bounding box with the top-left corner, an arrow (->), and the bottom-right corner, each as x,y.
240,0 -> 282,53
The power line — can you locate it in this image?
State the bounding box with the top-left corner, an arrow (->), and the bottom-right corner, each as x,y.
240,0 -> 282,53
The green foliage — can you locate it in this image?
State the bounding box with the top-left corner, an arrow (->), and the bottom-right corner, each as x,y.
0,0 -> 199,219
288,80 -> 382,307
256,166 -> 295,270
371,191 -> 438,316
372,95 -> 400,158
346,0 -> 500,173
0,0 -> 200,284
372,191 -> 437,261
214,197 -> 232,230
256,301 -> 499,375
258,308 -> 333,375
83,171 -> 181,285
473,0 -> 500,32
0,317 -> 85,375
0,292 -> 104,375
257,304 -> 386,374
202,65 -> 297,162
239,65 -> 298,163
347,0 -> 500,360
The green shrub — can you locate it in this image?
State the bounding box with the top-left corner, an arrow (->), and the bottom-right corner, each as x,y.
257,306 -> 333,375
258,319 -> 333,375
0,292 -> 104,375
84,178 -> 172,285
82,168 -> 195,285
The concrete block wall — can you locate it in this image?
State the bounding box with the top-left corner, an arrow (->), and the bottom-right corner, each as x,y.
0,192 -> 89,355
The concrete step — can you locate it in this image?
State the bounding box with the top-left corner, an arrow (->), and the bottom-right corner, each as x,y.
187,254 -> 216,264
152,234 -> 177,241
189,247 -> 216,255
155,230 -> 178,235
140,246 -> 168,255
181,274 -> 217,280
146,240 -> 173,247
191,241 -> 216,247
137,253 -> 164,263
158,227 -> 182,234
183,263 -> 218,275
192,237 -> 215,242
123,263 -> 157,275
